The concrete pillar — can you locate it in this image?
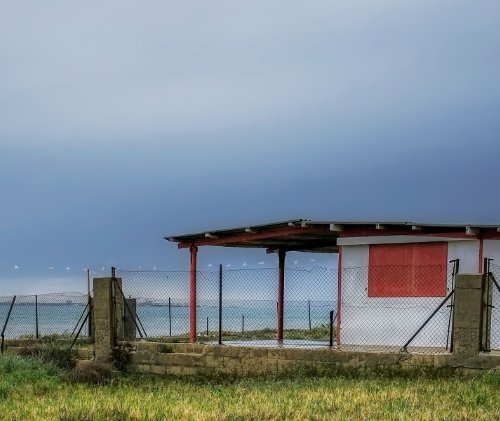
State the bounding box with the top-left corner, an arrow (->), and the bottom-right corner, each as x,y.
93,277 -> 115,365
452,274 -> 483,359
113,278 -> 125,340
124,298 -> 137,341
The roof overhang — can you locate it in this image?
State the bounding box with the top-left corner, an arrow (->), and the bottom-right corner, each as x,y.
165,219 -> 500,253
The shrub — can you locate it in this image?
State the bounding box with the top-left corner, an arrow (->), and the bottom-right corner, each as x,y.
66,360 -> 112,385
38,343 -> 76,370
112,346 -> 131,372
14,342 -> 76,370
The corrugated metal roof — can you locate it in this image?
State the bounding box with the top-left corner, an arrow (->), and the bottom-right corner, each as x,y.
166,219 -> 500,243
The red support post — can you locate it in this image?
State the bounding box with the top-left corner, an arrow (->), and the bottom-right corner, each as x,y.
277,249 -> 286,342
189,245 -> 198,343
337,247 -> 342,346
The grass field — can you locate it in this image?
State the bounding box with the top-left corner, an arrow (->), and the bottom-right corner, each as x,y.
0,355 -> 498,420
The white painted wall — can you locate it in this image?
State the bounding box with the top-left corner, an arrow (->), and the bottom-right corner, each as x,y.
483,239 -> 500,265
339,240 -> 480,350
483,240 -> 500,350
448,240 -> 480,273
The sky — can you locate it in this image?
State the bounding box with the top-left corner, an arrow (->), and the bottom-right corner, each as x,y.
1,1 -> 500,295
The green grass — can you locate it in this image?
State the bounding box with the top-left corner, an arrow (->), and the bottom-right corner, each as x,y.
5,334 -> 93,355
148,325 -> 334,343
0,355 -> 498,420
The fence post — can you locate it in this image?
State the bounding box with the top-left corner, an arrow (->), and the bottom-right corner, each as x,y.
308,300 -> 311,331
88,296 -> 94,339
1,296 -> 16,354
277,249 -> 286,342
168,297 -> 172,337
218,264 -> 222,345
35,295 -> 39,339
329,310 -> 334,347
87,269 -> 93,339
452,273 -> 484,360
482,258 -> 493,352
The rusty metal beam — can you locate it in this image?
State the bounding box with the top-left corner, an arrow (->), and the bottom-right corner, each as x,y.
177,225 -> 330,249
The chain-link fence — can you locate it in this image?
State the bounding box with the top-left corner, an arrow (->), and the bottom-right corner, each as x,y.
217,267 -> 336,348
0,292 -> 92,358
1,259 -> 494,356
339,264 -> 455,353
117,263 -> 458,353
115,269 -> 219,342
489,263 -> 500,351
116,267 -> 335,347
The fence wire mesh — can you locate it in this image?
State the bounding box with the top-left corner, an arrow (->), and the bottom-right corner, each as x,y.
282,267 -> 336,347
116,269 -> 194,341
118,263 -> 456,353
221,268 -> 278,346
489,263 -> 500,351
339,264 -> 455,353
0,292 -> 93,358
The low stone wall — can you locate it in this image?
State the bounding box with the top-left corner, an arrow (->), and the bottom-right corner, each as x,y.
120,341 -> 500,377
93,274 -> 499,378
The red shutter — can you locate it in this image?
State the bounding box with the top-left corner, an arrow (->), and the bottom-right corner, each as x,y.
368,243 -> 447,297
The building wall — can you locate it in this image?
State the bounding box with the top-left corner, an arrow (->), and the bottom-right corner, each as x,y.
339,240 -> 480,348
483,239 -> 500,265
448,240 -> 480,272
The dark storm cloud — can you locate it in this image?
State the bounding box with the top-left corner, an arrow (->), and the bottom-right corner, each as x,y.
1,1 -> 499,292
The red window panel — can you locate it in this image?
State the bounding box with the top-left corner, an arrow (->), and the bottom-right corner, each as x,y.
368,243 -> 447,297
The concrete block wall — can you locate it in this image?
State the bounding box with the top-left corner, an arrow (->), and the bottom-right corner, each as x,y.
119,341 -> 500,377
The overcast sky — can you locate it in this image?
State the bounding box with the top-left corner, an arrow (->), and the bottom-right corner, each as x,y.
1,1 -> 499,294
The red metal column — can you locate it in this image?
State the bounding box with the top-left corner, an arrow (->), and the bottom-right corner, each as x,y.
277,249 -> 286,342
336,247 -> 342,346
189,245 -> 198,343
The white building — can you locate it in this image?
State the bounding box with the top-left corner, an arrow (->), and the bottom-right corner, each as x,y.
167,220 -> 500,350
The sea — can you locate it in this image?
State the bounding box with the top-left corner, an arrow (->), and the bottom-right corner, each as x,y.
0,299 -> 337,339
